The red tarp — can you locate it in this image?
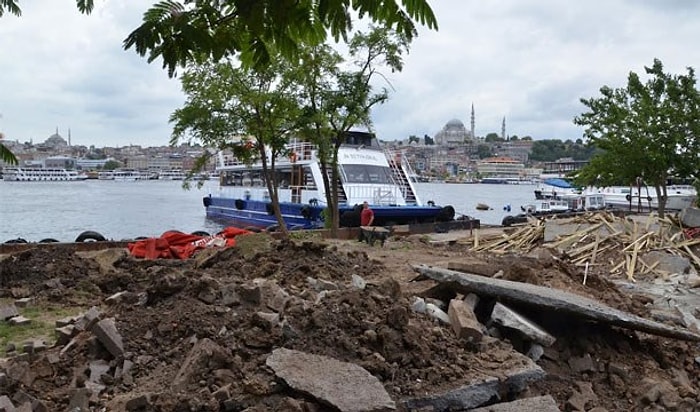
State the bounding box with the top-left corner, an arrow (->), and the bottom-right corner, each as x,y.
128,227 -> 252,259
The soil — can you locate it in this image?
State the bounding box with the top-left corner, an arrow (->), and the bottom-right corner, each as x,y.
0,230 -> 698,411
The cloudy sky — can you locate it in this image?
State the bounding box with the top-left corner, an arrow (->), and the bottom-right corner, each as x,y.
1,1 -> 699,148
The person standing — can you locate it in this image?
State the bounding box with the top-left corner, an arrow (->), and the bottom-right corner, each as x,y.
358,201 -> 374,242
361,201 -> 374,227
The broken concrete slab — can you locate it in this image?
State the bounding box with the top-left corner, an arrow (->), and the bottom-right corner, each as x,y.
266,348 -> 395,412
469,395 -> 561,412
0,395 -> 17,412
403,357 -> 545,411
643,251 -> 691,275
490,302 -> 556,347
447,259 -> 498,277
413,264 -> 700,342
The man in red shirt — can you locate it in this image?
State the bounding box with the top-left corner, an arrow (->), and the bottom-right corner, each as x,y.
358,201 -> 374,242
360,201 -> 374,226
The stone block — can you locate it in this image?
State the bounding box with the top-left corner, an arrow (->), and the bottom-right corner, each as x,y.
490,302 -> 556,346
55,325 -> 76,346
13,298 -> 32,308
0,305 -> 19,321
680,207 -> 700,228
469,395 -> 561,412
0,395 -> 16,412
236,283 -> 261,304
447,299 -> 483,342
568,353 -> 596,373
8,316 -> 30,326
90,318 -> 124,358
125,393 -> 151,411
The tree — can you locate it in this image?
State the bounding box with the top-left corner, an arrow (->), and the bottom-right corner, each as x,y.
292,26 -> 409,235
574,59 -> 700,216
103,160 -> 121,170
1,1 -> 437,76
170,57 -> 301,236
484,132 -> 502,142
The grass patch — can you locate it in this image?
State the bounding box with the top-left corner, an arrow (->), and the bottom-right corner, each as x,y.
0,303 -> 85,355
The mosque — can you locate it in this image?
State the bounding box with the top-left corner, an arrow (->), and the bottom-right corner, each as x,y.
433,104 -> 478,145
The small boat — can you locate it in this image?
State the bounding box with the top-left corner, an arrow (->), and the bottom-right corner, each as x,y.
1,167 -> 88,182
534,178 -> 580,200
112,169 -> 147,181
203,131 -> 457,230
476,203 -> 491,211
158,169 -> 187,180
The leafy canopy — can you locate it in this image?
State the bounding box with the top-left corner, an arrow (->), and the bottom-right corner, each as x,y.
573,58 -> 700,214
1,0 -> 437,76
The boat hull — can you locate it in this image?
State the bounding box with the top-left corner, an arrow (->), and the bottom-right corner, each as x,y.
204,197 -> 455,230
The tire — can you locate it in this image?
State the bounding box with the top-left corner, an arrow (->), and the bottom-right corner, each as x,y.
235,199 -> 245,210
437,205 -> 456,222
203,196 -> 212,207
4,238 -> 28,244
625,194 -> 631,201
191,231 -> 210,237
501,216 -> 515,227
75,231 -> 106,242
39,238 -> 60,243
265,224 -> 279,232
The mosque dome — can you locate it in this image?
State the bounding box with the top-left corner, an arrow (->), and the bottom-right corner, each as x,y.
445,118 -> 465,130
435,118 -> 469,145
45,130 -> 68,148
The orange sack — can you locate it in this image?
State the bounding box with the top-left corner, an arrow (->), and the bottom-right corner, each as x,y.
128,227 -> 252,259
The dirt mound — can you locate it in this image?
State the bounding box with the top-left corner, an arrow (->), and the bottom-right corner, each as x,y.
0,234 -> 698,411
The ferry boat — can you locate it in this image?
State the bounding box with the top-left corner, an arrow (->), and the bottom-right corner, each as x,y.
2,167 -> 88,182
583,185 -> 697,212
203,131 -> 456,230
98,171 -> 115,180
112,169 -> 147,181
158,169 -> 186,180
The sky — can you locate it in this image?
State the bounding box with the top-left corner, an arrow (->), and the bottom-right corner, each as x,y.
1,1 -> 700,148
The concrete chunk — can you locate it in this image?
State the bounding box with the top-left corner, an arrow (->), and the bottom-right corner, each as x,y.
172,338 -> 230,392
680,207 -> 700,228
490,303 -> 556,346
8,316 -> 30,326
0,305 -> 19,321
447,299 -> 483,342
413,264 -> 700,342
90,318 -> 124,358
0,395 -> 16,412
266,348 -> 395,412
469,395 -> 561,412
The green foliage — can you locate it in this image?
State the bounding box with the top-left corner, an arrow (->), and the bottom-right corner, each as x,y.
573,58 -> 700,216
529,139 -> 597,162
102,160 -> 121,170
484,133 -> 502,142
476,144 -> 492,159
0,142 -> 18,165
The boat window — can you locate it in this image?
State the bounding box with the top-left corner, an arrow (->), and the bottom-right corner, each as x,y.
342,165 -> 393,184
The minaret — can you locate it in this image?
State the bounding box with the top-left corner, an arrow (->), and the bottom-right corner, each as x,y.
68,128 -> 71,146
470,103 -> 475,140
501,116 -> 506,141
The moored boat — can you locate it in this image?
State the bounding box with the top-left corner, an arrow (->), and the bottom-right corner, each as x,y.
203,131 -> 456,230
1,167 -> 88,182
158,169 -> 187,180
583,185 -> 697,212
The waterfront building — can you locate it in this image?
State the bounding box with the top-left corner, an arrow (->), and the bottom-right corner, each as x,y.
476,156 -> 524,179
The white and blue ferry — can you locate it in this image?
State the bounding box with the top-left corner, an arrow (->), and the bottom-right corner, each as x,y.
203,131 -> 455,230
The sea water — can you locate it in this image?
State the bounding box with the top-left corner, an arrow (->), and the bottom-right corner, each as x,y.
0,180 -> 537,242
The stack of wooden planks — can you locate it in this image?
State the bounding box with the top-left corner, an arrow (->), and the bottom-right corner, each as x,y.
470,212 -> 700,281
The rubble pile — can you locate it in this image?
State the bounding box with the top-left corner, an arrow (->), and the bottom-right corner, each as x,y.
0,231 -> 698,411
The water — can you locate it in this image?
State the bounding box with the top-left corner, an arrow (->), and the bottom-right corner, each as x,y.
0,180 -> 537,242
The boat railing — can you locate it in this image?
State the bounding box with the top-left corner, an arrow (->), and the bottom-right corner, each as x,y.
343,185 -> 400,205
